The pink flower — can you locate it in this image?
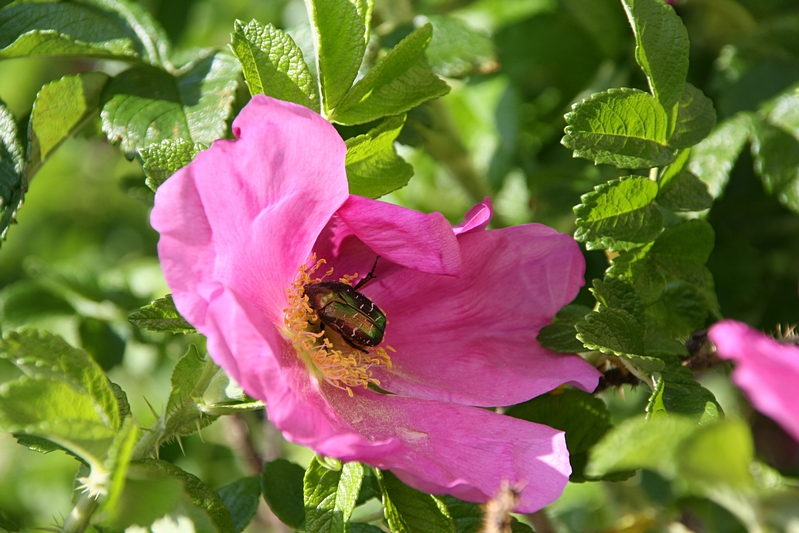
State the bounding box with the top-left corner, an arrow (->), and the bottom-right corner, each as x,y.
709,320 -> 799,442
151,95 -> 600,512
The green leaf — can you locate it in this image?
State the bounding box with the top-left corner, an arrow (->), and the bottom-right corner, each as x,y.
585,414 -> 698,478
230,19 -> 318,111
563,88 -> 675,169
102,417 -> 140,518
304,457 -> 363,533
575,307 -> 645,359
751,118 -> 799,213
574,176 -> 663,251
687,113 -> 751,197
649,220 -> 715,282
99,466 -> 183,531
331,23 -> 450,126
27,72 -> 109,180
101,51 -> 239,158
377,470 -> 455,533
442,496 -> 482,533
0,2 -> 140,61
506,389 -> 613,482
86,0 -> 173,67
421,15 -> 497,78
137,139 -> 202,192
306,0 -> 372,113
0,329 -> 120,429
766,89 -> 799,142
646,281 -> 712,339
13,433 -> 87,464
0,377 -> 117,441
537,304 -> 592,353
78,317 -> 125,370
216,477 -> 261,533
0,280 -> 74,325
656,169 -> 713,211
129,294 -> 197,334
676,420 -> 754,488
647,357 -> 721,421
0,99 -> 25,242
590,277 -> 646,326
669,83 -> 716,149
137,458 -> 237,533
345,115 -> 413,198
167,345 -> 206,417
261,458 -> 306,529
621,0 -> 689,111
349,523 -> 385,533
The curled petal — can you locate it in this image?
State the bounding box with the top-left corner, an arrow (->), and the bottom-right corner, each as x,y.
152,95 -> 349,326
325,389 -> 571,513
709,320 -> 799,442
454,198 -> 493,235
368,224 -> 600,406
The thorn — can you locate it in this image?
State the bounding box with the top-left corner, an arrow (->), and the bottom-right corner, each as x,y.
196,418 -> 205,442
176,435 -> 186,456
143,396 -> 159,418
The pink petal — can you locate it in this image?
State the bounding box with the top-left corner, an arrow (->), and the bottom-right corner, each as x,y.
152,95 -> 349,326
367,224 -> 600,406
202,283 -> 402,457
333,196 -> 462,276
324,389 -> 571,513
453,198 -> 493,235
709,320 -> 799,442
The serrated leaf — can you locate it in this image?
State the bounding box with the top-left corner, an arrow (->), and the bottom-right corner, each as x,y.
646,281 -> 712,339
304,457 -> 363,533
101,51 -> 239,158
590,277 -> 646,326
27,72 -> 109,180
129,294 -> 197,334
261,459 -> 306,529
575,307 -> 645,357
0,99 -> 25,243
506,390 -> 613,482
442,496 -> 483,533
86,0 -> 173,67
137,458 -> 236,533
606,245 -> 666,306
0,2 -> 140,61
306,0 -> 372,113
621,0 -> 689,111
216,477 -> 261,533
345,114 -> 413,198
751,118 -> 799,213
421,15 -> 497,78
766,89 -> 799,142
0,329 -> 120,429
377,470 -> 455,533
574,176 -> 663,251
687,113 -> 751,197
647,356 -> 721,421
586,414 -> 698,478
656,170 -> 713,211
167,345 -> 206,416
331,23 -> 450,126
230,19 -> 318,111
0,377 -> 117,441
137,139 -> 202,191
537,304 -> 592,353
563,88 -> 675,169
13,433 -> 87,464
669,83 -> 716,149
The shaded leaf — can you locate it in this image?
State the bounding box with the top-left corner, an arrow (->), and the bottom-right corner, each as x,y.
216,477 -> 261,533
574,176 -> 663,251
230,19 -> 318,111
657,170 -> 713,211
750,118 -> 799,213
687,113 -> 751,197
332,24 -> 450,126
669,83 -> 716,149
129,294 -> 197,334
377,470 -> 455,533
563,88 -> 675,169
261,459 -> 306,530
421,15 -> 497,78
0,99 -> 25,242
304,457 -> 363,533
345,115 -> 413,198
537,304 -> 592,353
101,51 -> 239,158
647,356 -> 721,421
575,307 -> 645,358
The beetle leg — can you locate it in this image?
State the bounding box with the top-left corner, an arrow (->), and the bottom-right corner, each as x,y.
353,256 -> 380,290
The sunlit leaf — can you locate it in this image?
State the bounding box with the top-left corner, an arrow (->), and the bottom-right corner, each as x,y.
345,115 -> 413,198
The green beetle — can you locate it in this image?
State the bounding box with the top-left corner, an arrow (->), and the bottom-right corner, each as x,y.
303,258 -> 386,352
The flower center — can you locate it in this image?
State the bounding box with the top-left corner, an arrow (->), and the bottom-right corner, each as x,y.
284,256 -> 393,397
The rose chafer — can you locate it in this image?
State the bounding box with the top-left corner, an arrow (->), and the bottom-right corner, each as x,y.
303,258 -> 386,352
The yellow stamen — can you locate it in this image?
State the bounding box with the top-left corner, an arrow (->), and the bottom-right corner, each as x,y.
283,255 -> 393,395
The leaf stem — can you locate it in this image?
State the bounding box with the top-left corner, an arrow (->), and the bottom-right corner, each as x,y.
61,494 -> 98,533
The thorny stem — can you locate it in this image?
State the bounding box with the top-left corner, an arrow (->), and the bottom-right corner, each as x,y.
415,99 -> 511,228
61,494 -> 98,533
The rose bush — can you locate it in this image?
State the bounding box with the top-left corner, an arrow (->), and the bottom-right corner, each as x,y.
151,95 -> 601,511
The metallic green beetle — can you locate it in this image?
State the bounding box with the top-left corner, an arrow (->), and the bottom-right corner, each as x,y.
303,258 -> 386,352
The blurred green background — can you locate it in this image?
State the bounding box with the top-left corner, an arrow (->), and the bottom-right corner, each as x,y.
2,0 -> 799,531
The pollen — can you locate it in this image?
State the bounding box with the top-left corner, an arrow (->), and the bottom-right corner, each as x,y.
284,256 -> 393,397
